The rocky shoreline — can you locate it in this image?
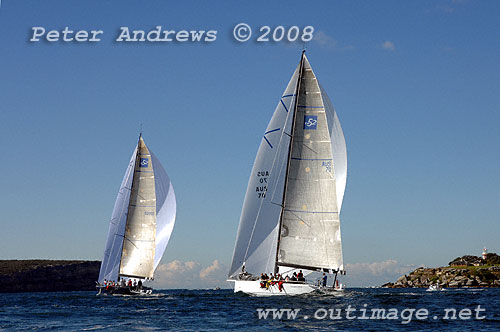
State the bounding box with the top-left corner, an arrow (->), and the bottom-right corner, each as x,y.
0,260 -> 101,293
382,254 -> 500,288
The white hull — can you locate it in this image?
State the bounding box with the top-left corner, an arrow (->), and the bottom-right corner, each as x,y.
230,280 -> 317,296
318,284 -> 345,293
96,285 -> 153,295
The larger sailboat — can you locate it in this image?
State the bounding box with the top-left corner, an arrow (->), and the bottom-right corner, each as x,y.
97,134 -> 176,295
228,52 -> 347,296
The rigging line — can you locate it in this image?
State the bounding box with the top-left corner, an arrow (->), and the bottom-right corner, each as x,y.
124,237 -> 139,249
287,210 -> 310,227
240,78 -> 299,269
120,186 -> 133,192
301,142 -> 318,155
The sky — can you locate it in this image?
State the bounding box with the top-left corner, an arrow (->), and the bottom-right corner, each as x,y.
0,0 -> 499,288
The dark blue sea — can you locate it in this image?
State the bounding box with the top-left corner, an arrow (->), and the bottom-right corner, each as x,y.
0,288 -> 498,331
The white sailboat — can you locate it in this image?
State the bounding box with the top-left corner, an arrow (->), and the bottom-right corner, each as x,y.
228,52 -> 347,296
97,134 -> 176,295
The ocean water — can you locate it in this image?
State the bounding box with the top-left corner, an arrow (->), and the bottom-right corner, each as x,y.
0,288 -> 498,331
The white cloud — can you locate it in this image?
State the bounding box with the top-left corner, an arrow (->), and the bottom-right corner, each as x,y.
435,0 -> 468,13
152,259 -> 228,289
381,40 -> 395,51
163,260 -> 199,273
347,259 -> 412,276
312,31 -> 355,51
313,31 -> 338,48
199,260 -> 221,279
343,259 -> 417,287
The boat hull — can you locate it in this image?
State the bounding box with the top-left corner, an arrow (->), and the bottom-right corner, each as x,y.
96,285 -> 152,295
318,284 -> 345,293
230,280 -> 316,296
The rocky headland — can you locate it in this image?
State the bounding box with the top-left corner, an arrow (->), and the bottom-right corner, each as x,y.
382,253 -> 500,288
0,260 -> 101,293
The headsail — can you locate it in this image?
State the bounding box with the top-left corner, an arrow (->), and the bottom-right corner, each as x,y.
98,136 -> 176,283
98,148 -> 137,283
228,66 -> 300,278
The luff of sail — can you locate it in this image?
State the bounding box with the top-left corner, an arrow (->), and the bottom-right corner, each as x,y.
277,55 -> 343,272
98,136 -> 176,283
229,53 -> 346,279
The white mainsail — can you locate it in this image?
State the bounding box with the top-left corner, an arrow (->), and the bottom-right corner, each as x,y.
98,135 -> 176,283
277,55 -> 343,271
229,52 -> 347,279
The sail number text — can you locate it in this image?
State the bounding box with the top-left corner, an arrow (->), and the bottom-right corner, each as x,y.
256,171 -> 269,198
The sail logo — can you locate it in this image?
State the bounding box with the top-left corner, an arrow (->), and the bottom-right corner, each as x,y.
140,158 -> 149,168
304,115 -> 318,130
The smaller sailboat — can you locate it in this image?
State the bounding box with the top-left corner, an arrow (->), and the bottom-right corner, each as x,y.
427,284 -> 444,292
228,51 -> 348,296
97,134 -> 176,295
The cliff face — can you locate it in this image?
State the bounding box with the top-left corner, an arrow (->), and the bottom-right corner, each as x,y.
382,254 -> 500,288
0,260 -> 101,293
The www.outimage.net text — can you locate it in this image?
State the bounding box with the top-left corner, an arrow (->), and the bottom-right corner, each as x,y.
256,305 -> 487,324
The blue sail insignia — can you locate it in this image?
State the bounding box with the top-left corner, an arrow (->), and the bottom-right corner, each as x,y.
304,115 -> 318,130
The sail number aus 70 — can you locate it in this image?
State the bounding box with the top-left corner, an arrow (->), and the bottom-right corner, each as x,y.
256,171 -> 269,198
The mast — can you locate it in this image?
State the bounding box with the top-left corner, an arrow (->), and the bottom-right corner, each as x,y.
273,51 -> 306,275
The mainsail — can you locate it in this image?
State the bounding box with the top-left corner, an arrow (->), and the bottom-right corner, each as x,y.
98,135 -> 176,283
229,52 -> 347,278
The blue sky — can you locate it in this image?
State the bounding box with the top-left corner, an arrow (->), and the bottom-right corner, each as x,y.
0,0 -> 499,288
